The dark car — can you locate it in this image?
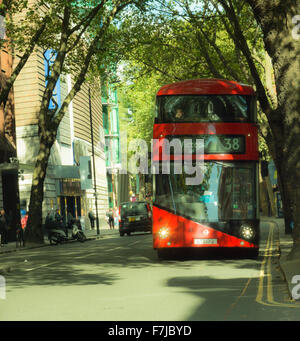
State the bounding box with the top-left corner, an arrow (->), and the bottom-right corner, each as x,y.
119,201 -> 152,236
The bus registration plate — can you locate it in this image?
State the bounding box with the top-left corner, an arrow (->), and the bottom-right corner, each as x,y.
194,238 -> 217,245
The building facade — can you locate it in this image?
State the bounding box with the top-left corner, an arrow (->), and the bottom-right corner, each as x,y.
14,47 -> 109,228
0,16 -> 21,241
102,83 -> 121,209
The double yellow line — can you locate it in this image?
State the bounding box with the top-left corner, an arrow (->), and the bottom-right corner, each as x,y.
256,222 -> 300,308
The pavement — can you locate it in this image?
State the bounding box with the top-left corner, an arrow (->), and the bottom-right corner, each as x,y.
1,217 -> 299,301
0,224 -> 119,258
269,217 -> 300,301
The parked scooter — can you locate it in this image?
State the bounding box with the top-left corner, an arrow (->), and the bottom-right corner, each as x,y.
45,211 -> 86,245
69,219 -> 86,243
48,228 -> 68,245
48,224 -> 86,245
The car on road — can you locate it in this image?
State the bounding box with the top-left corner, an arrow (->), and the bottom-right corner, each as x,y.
119,201 -> 152,236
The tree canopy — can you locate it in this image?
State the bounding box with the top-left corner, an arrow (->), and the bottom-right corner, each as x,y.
4,0 -> 149,244
116,0 -> 300,251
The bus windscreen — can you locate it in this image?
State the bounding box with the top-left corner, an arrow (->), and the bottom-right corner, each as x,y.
154,161 -> 257,222
157,95 -> 255,123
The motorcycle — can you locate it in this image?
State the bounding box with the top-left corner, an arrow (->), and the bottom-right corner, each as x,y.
48,228 -> 68,245
70,221 -> 86,243
46,214 -> 86,245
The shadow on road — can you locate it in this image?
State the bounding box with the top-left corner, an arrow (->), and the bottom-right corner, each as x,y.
3,236 -> 263,293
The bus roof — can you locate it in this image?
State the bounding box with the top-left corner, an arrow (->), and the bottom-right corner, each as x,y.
157,78 -> 255,96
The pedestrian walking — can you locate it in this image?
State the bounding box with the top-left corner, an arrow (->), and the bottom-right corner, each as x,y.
21,211 -> 29,230
55,209 -> 63,224
113,207 -> 119,229
88,210 -> 96,229
16,211 -> 28,247
107,210 -> 114,229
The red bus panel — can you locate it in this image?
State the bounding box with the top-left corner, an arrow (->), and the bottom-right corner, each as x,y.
157,79 -> 255,96
152,79 -> 259,256
152,122 -> 258,161
152,205 -> 257,249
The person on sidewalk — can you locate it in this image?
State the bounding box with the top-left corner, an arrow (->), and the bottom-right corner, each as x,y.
21,211 -> 29,230
113,207 -> 119,230
17,211 -> 28,246
88,210 -> 96,230
55,209 -> 68,237
108,210 -> 114,230
55,209 -> 63,225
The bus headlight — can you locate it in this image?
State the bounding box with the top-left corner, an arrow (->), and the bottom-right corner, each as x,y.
158,227 -> 169,239
240,224 -> 255,241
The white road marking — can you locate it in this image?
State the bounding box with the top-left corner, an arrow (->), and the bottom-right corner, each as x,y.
25,261 -> 60,272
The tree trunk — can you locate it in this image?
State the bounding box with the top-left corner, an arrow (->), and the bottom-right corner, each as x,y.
274,160 -> 293,234
271,120 -> 300,246
265,175 -> 276,217
245,0 -> 300,252
25,133 -> 55,245
272,81 -> 300,248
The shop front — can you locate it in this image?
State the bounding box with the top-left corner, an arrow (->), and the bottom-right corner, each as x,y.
57,178 -> 85,224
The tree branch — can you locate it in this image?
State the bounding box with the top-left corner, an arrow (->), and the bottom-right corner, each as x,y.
69,0 -> 107,35
53,0 -> 134,128
216,0 -> 272,115
0,18 -> 48,107
184,0 -> 240,80
39,5 -> 71,134
66,1 -> 109,53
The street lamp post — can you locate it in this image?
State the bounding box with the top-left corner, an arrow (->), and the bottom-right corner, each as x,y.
88,88 -> 100,235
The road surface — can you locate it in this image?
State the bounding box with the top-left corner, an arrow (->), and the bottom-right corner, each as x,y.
0,221 -> 299,321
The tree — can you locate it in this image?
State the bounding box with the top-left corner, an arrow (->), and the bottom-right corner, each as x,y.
18,0 -> 148,245
0,0 -> 53,155
219,0 -> 300,252
117,67 -> 160,199
0,0 -> 55,108
117,0 -> 300,254
118,69 -> 158,146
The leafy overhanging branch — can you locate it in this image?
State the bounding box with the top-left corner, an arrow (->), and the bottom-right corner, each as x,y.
52,0 -> 138,129
0,18 -> 48,108
215,0 -> 272,115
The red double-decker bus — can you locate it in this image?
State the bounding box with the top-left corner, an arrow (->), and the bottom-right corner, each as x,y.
152,79 -> 260,259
